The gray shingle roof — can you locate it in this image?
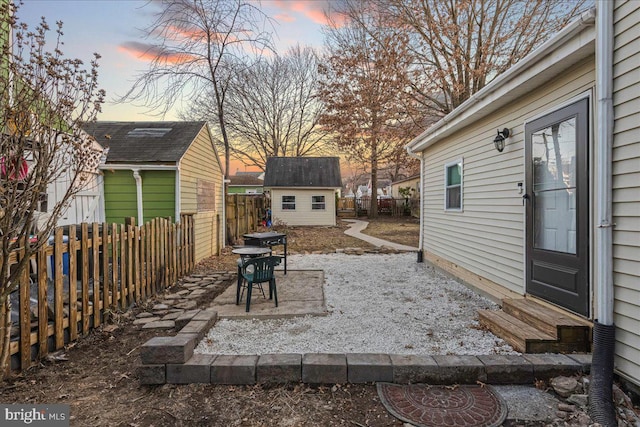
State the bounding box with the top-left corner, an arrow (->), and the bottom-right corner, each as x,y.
264,157 -> 341,188
82,121 -> 207,163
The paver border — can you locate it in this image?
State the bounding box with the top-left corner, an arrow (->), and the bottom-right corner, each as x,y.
137,308 -> 592,385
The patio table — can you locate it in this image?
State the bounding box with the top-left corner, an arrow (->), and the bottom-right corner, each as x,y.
243,231 -> 287,274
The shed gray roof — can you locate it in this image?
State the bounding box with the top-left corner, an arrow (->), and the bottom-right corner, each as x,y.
82,121 -> 207,163
264,157 -> 341,188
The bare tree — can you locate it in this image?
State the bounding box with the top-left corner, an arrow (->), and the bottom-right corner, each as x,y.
189,45 -> 330,170
0,3 -> 104,378
373,0 -> 589,117
318,10 -> 421,218
117,0 -> 274,178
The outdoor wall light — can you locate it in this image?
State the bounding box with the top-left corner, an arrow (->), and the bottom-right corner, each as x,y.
493,128 -> 510,152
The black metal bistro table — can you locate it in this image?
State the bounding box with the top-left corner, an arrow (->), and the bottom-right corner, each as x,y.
243,231 -> 287,274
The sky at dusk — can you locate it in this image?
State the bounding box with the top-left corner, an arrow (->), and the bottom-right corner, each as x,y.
17,0 -> 332,122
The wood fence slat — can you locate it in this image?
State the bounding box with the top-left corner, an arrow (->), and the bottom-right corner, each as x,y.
19,238 -> 31,370
150,219 -> 156,293
134,226 -> 141,303
37,244 -> 48,358
92,223 -> 100,327
127,225 -> 134,306
145,222 -> 152,296
80,223 -> 90,336
111,223 -> 118,310
54,228 -> 66,347
119,225 -> 127,309
102,223 -> 110,311
139,225 -> 146,300
68,225 -> 78,341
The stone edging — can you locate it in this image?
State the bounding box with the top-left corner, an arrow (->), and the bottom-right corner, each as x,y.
137,308 -> 592,386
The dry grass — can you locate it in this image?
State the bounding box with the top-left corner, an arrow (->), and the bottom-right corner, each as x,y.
193,217 -> 419,273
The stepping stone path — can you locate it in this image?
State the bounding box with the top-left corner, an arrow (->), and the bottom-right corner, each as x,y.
134,271 -> 235,331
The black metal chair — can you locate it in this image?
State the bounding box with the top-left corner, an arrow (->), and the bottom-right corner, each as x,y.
236,256 -> 282,312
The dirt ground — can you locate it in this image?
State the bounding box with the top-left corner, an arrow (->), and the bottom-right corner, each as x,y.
0,218 -> 418,427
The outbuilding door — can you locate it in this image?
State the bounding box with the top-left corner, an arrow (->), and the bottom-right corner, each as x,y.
525,98 -> 589,317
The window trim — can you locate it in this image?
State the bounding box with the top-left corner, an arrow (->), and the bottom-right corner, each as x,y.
311,195 -> 326,210
281,195 -> 296,210
444,158 -> 463,212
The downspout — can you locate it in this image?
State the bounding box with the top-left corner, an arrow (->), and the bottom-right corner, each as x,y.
175,167 -> 181,222
406,147 -> 424,262
132,169 -> 143,226
589,2 -> 616,426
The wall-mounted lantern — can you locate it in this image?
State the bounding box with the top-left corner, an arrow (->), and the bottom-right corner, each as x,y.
493,128 -> 510,152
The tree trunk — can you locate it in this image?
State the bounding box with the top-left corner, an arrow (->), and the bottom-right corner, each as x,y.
0,296 -> 11,381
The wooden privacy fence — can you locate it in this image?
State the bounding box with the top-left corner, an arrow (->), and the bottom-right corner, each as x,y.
225,194 -> 266,244
338,197 -> 418,217
6,214 -> 195,372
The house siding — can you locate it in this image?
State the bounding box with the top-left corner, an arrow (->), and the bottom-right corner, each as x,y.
179,126 -> 224,262
103,170 -> 137,224
612,0 -> 640,387
141,170 -> 175,223
103,169 -> 175,225
421,58 -> 595,296
270,188 -> 336,226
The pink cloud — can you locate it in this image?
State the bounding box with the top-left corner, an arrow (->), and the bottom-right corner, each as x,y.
271,0 -> 335,26
275,13 -> 296,23
118,42 -> 198,64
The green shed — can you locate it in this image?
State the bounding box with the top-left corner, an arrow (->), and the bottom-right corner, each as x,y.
84,121 -> 224,262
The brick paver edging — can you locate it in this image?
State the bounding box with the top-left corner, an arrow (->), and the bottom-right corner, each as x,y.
137,308 -> 591,385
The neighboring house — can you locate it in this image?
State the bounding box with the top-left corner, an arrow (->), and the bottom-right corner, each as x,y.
227,174 -> 264,194
407,3 -> 639,389
83,121 -> 224,263
263,157 -> 341,226
49,134 -> 106,226
390,174 -> 420,199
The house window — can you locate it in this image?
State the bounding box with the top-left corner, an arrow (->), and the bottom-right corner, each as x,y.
444,159 -> 463,211
312,195 -> 326,210
282,195 -> 296,210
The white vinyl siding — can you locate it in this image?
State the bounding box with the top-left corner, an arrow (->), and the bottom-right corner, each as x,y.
420,58 -> 595,296
612,0 -> 640,387
179,126 -> 224,262
270,189 -> 336,226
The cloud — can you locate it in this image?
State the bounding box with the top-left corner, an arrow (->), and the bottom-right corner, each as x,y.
272,0 -> 335,26
274,13 -> 296,23
118,41 -> 198,64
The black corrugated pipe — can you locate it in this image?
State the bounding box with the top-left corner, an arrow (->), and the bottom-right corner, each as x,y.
588,321 -> 617,426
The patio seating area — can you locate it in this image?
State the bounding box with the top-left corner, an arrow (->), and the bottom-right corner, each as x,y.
210,269 -> 327,319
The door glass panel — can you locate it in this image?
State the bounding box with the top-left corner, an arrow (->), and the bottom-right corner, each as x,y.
532,117 -> 577,254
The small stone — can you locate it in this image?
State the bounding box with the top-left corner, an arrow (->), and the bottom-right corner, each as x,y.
152,304 -> 169,310
557,403 -> 575,412
576,413 -> 592,425
567,394 -> 588,407
551,376 -> 579,398
136,312 -> 154,319
556,411 -> 567,419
